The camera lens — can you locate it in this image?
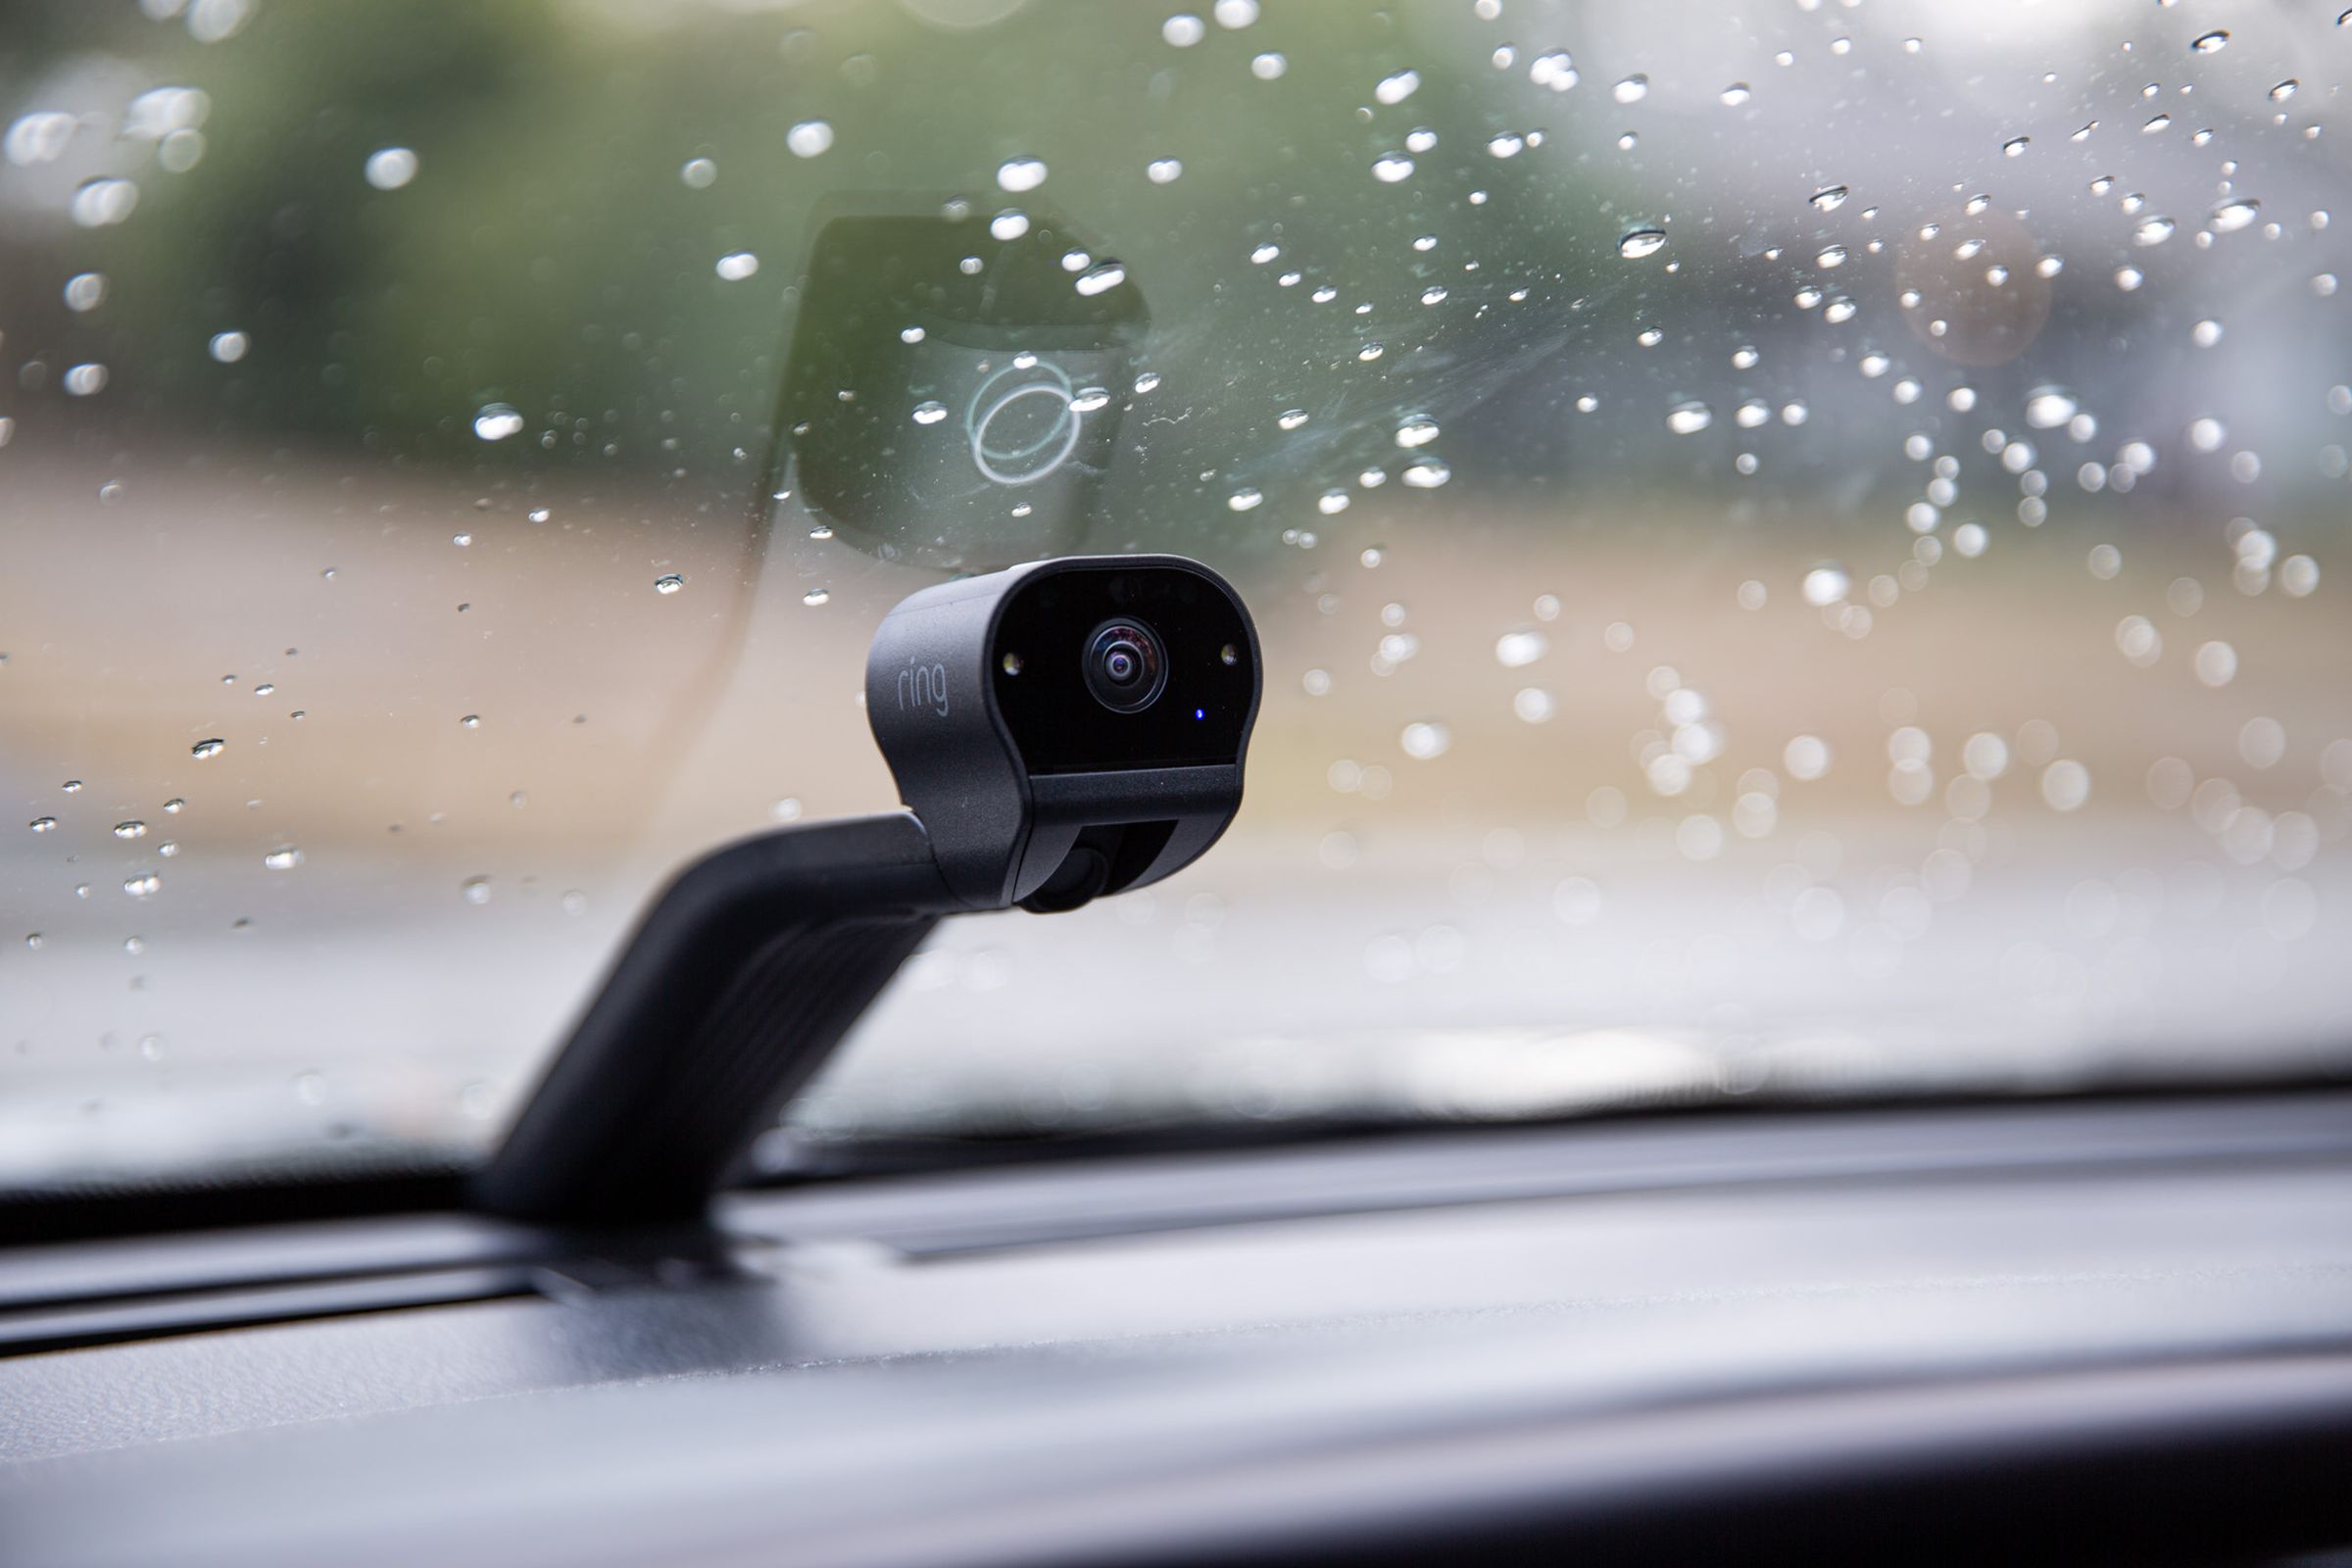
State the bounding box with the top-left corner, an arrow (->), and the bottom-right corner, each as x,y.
1083,618 -> 1168,712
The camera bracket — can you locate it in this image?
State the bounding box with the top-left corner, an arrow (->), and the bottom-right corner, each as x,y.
472,556 -> 1257,1227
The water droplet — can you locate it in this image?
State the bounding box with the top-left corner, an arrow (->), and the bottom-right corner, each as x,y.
1250,52 -> 1288,80
1785,735 -> 1832,780
263,845 -> 303,870
653,573 -> 685,596
1495,630 -> 1547,667
1395,416 -> 1441,448
27,816 -> 57,834
364,147 -> 416,190
680,157 -> 717,188
1808,184 -> 1849,213
63,271 -> 106,312
1521,50 -> 1575,90
2142,113 -> 2172,134
1612,74 -> 1648,104
2189,28 -> 2229,52
803,587 -> 831,607
113,820 -> 147,840
473,403 -> 524,441
1816,244 -> 1847,270
996,157 -> 1048,193
2270,79 -> 2298,102
1487,132 -> 1525,158
2209,198 -> 2259,233
1618,227 -> 1667,259
1162,13 -> 1204,46
1400,460 -> 1451,488
1147,158 -> 1183,184
208,329 -> 248,364
1357,343 -> 1385,363
1666,401 -> 1713,435
63,364 -> 108,396
461,876 -> 492,906
2024,388 -> 2079,429
909,400 -> 951,428
1212,0 -> 1257,25
714,251 -> 760,282
191,738 -> 225,760
1721,82 -> 1752,105
1372,153 -> 1415,182
123,872 -> 162,898
1317,490 -> 1350,515
71,176 -> 139,227
1375,69 -> 1421,104
989,210 -> 1030,241
2194,640 -> 2237,687
2040,760 -> 2091,811
1802,564 -> 1850,606
1399,720 -> 1450,760
2001,135 -> 2030,157
786,121 -> 834,159
2132,216 -> 2175,246
1134,371 -> 1161,394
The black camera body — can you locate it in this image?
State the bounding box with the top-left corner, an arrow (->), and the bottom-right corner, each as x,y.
478,556 -> 1257,1225
867,556 -> 1259,912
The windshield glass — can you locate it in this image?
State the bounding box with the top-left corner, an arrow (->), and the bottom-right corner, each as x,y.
3,0 -> 2346,1191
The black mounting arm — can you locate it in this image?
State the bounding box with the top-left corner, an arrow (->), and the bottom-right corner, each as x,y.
471,556 -> 1259,1228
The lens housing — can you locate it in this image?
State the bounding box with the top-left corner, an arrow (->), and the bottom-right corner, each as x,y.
1082,618 -> 1168,713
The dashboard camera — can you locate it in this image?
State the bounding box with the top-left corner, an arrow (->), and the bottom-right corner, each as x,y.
774,198 -> 1149,569
478,555 -> 1258,1225
867,555 -> 1258,913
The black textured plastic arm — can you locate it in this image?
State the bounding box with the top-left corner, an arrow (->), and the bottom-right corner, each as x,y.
472,813 -> 956,1225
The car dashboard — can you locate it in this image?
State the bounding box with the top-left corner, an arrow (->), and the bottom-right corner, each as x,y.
3,1092 -> 2350,1566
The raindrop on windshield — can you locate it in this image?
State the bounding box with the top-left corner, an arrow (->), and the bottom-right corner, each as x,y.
1666,402 -> 1712,434
996,157 -> 1048,193
2209,199 -> 2259,233
363,147 -> 416,189
472,404 -> 524,441
1802,564 -> 1850,606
